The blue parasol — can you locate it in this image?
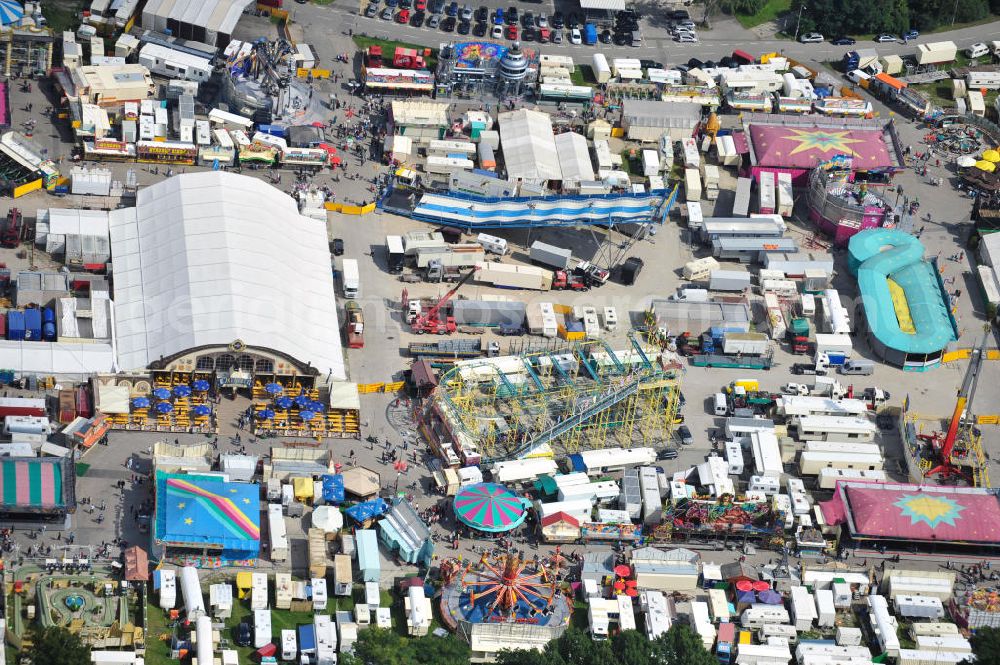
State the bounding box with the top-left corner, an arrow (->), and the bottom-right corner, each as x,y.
293,395 -> 311,407
309,401 -> 325,413
299,410 -> 316,421
132,397 -> 150,409
192,379 -> 211,392
275,396 -> 293,410
173,385 -> 192,398
156,402 -> 174,414
264,383 -> 284,395
0,0 -> 23,26
192,405 -> 212,417
152,388 -> 171,400
257,409 -> 276,420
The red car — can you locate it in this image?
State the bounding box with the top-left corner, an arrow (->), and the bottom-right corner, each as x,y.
415,0 -> 426,10
506,24 -> 518,39
396,8 -> 410,21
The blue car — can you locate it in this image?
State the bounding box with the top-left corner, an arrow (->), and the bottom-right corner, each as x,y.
492,7 -> 503,23
446,1 -> 458,16
902,29 -> 919,40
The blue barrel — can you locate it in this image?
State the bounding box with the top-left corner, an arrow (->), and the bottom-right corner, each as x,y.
6,311 -> 24,341
42,307 -> 56,341
23,308 -> 41,341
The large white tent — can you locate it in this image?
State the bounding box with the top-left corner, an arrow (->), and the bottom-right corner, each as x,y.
498,109 -> 561,183
108,171 -> 345,379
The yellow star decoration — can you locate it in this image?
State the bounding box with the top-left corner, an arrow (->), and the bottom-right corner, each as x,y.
177,502 -> 186,509
243,498 -> 251,504
184,517 -> 194,525
230,489 -> 238,493
784,128 -> 863,157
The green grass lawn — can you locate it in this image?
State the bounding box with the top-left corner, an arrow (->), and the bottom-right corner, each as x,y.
42,1 -> 81,32
570,65 -> 596,87
734,0 -> 792,29
352,36 -> 438,70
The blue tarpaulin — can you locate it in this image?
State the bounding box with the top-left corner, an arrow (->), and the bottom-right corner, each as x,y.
345,497 -> 389,524
298,624 -> 316,652
321,474 -> 345,504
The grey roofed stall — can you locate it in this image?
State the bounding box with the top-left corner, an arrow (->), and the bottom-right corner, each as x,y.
650,299 -> 752,328
553,132 -> 596,183
700,218 -> 785,242
498,109 -> 561,182
141,0 -> 251,44
622,100 -> 702,130
713,237 -> 798,252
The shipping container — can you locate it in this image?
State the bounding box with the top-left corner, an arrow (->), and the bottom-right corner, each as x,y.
0,397 -> 46,418
722,332 -> 769,355
733,177 -> 752,216
529,241 -> 573,270
685,168 -> 702,202
758,171 -> 775,214
23,308 -> 42,341
709,270 -> 752,291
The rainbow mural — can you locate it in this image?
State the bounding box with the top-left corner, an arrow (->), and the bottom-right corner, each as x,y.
154,471 -> 261,567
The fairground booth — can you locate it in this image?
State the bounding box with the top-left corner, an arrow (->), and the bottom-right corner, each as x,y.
153,472 -> 261,568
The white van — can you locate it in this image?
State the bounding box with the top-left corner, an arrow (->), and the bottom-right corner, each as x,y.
847,69 -> 871,84
714,393 -> 728,416
966,42 -> 990,58
838,358 -> 875,376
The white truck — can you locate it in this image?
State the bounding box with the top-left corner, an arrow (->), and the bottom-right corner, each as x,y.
342,259 -> 360,298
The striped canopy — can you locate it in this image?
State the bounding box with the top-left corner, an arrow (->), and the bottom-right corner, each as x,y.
453,482 -> 527,533
0,0 -> 21,25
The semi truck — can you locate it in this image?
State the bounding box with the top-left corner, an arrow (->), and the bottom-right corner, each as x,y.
344,300 -> 364,349
414,244 -> 485,269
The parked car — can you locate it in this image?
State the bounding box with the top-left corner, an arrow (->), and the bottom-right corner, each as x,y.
414,0 -> 426,9
506,24 -> 518,39
235,623 -> 252,647
552,28 -> 563,43
410,10 -> 424,25
364,3 -> 378,17
831,36 -> 855,45
395,9 -> 410,23
474,5 -> 487,20
569,27 -> 582,44
799,32 -> 824,43
473,20 -> 486,36
506,6 -> 517,23
640,58 -> 664,69
380,6 -> 393,19
428,0 -> 443,12
599,29 -> 612,43
442,15 -> 456,30
427,12 -> 440,26
874,33 -> 896,42
492,7 -> 503,23
676,425 -> 693,445
491,23 -> 503,38
902,29 -> 919,40
460,3 -> 472,19
458,19 -> 470,33
522,26 -> 536,40
536,13 -> 548,27
445,0 -> 458,15
551,11 -> 564,27
675,32 -> 697,42
657,448 -> 679,460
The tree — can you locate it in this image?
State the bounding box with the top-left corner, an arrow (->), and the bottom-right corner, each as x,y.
652,624 -> 718,665
345,627 -> 471,665
25,626 -> 90,665
966,626 -> 1000,665
613,629 -> 654,665
405,633 -> 471,665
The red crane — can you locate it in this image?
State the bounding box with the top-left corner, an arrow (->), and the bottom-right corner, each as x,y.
405,267 -> 479,335
920,331 -> 989,481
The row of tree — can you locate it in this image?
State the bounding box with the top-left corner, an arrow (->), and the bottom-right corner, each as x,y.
495,625 -> 719,665
792,0 -> 1000,38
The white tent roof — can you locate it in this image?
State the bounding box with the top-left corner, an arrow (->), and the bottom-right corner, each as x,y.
498,110 -> 561,182
142,0 -> 251,36
0,340 -> 115,376
553,132 -> 595,183
109,172 -> 345,378
312,505 -> 344,532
